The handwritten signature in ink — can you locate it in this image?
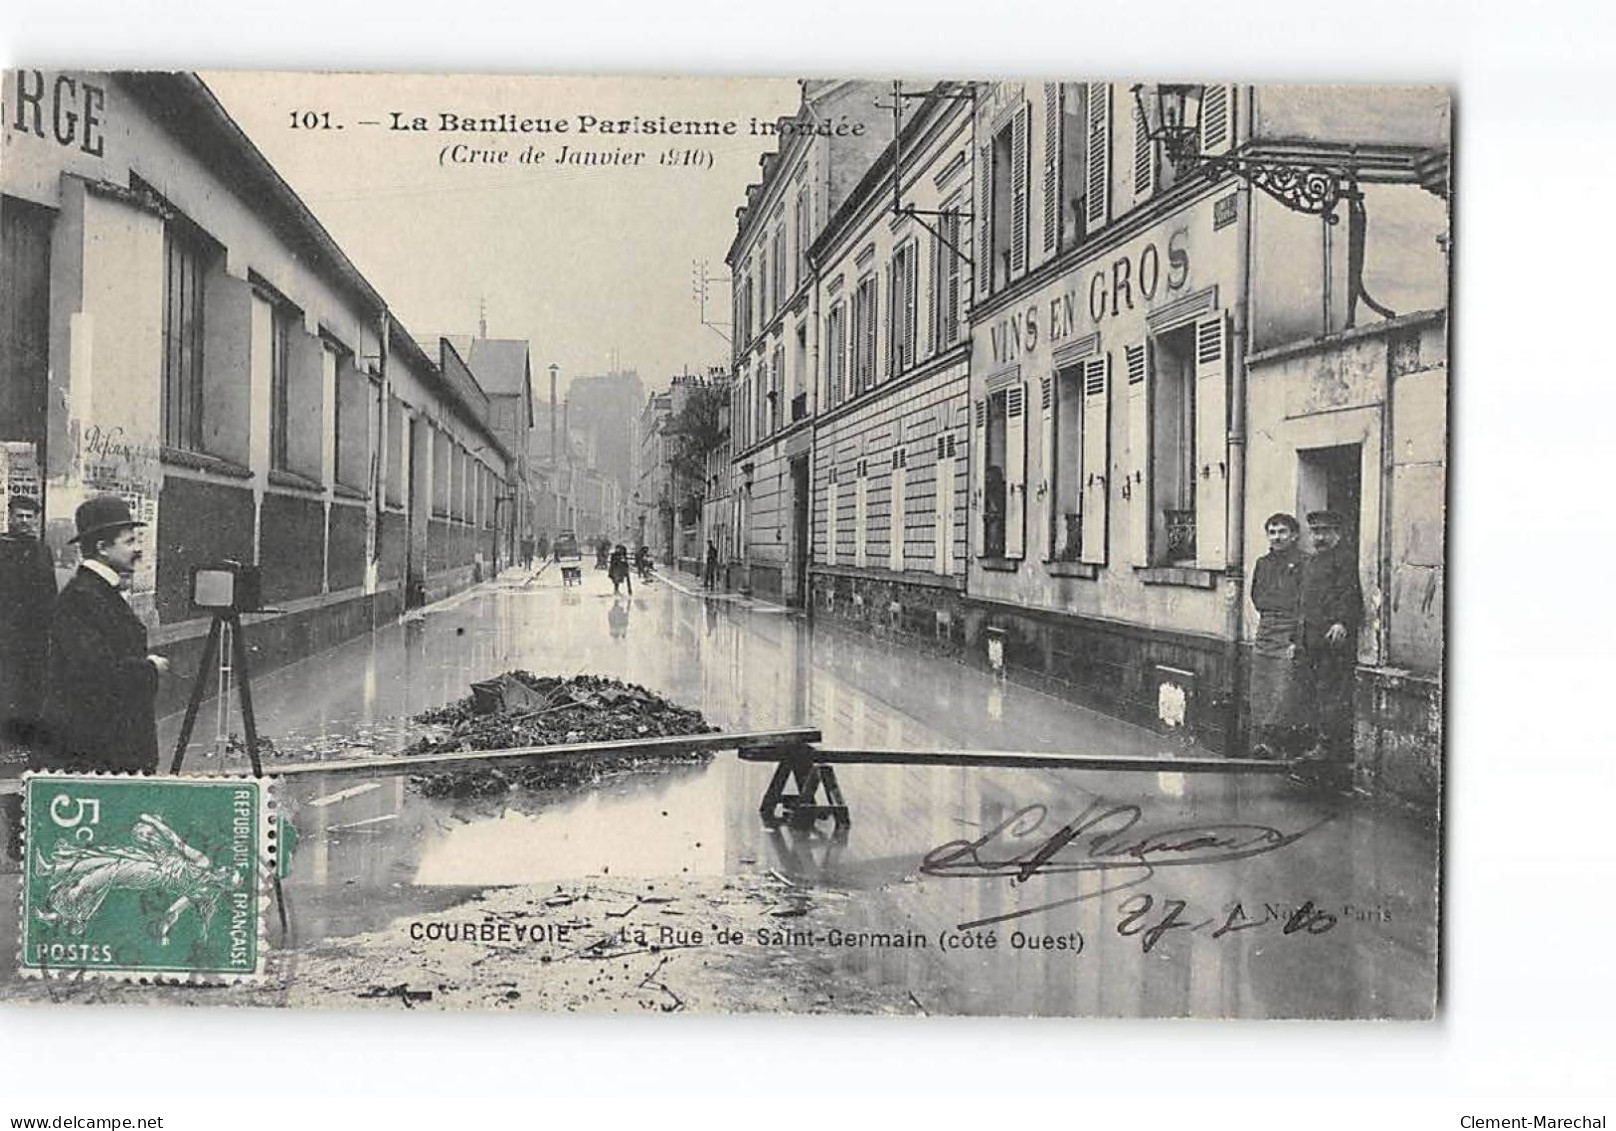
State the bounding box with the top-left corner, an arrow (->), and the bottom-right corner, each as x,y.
920,799 -> 1331,929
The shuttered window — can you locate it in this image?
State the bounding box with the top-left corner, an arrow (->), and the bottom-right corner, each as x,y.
1200,84 -> 1233,156
977,143 -> 993,297
1004,382 -> 1027,559
795,188 -> 810,288
889,240 -> 918,376
889,446 -> 908,572
853,275 -> 878,394
826,303 -> 847,408
1010,102 -> 1030,277
1084,82 -> 1111,235
162,226 -> 207,451
826,469 -> 839,565
1193,315 -> 1229,569
972,398 -> 989,557
1125,340 -> 1150,564
1079,355 -> 1111,565
855,457 -> 869,568
1133,96 -> 1156,200
1043,83 -> 1061,254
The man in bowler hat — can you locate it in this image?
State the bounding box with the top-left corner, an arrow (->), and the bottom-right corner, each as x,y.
37,495 -> 170,773
1297,509 -> 1363,764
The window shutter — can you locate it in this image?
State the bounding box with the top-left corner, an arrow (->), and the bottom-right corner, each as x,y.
855,462 -> 869,568
1125,340 -> 1151,565
1085,81 -> 1111,234
977,143 -> 993,296
1200,84 -> 1233,157
827,474 -> 839,566
1040,373 -> 1056,559
1194,314 -> 1230,569
1133,97 -> 1156,200
1011,102 -> 1030,276
972,397 -> 987,557
928,232 -> 940,357
945,211 -> 962,345
934,447 -> 951,575
1080,355 -> 1111,565
885,261 -> 895,378
1043,83 -> 1061,254
1005,382 -> 1027,559
890,453 -> 907,572
906,248 -> 918,369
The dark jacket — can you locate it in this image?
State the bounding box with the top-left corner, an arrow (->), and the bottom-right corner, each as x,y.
38,567 -> 160,772
1300,544 -> 1363,649
1251,547 -> 1304,618
0,534 -> 58,737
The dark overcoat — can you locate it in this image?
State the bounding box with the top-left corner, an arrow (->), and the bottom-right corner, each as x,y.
38,567 -> 159,773
0,535 -> 58,740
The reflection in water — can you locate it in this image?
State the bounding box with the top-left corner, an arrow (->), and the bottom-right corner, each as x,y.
147,571 -> 1435,1018
414,763 -> 726,885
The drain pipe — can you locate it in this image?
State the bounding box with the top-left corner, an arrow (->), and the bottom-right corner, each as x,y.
1223,153 -> 1255,756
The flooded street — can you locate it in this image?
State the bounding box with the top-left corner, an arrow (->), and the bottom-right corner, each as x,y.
1,563 -> 1438,1017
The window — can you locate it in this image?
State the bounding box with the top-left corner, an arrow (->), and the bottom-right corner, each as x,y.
0,196 -> 53,452
1050,367 -> 1084,561
792,324 -> 808,421
975,385 -> 1027,560
929,207 -> 961,352
852,275 -> 878,395
770,345 -> 784,432
888,240 -> 918,376
162,225 -> 207,450
825,302 -> 847,408
988,122 -> 1014,292
758,249 -> 769,322
795,188 -> 810,288
1083,82 -> 1112,238
773,225 -> 788,310
333,344 -> 371,491
1148,325 -> 1197,564
269,304 -> 294,470
981,392 -> 1008,557
1058,84 -> 1088,250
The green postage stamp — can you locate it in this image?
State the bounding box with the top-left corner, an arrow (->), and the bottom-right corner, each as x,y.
19,774 -> 274,983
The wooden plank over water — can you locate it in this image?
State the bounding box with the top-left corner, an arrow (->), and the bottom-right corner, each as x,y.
266,726 -> 821,779
737,746 -> 1296,774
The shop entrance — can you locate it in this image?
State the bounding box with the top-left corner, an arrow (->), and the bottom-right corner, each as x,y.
1297,443 -> 1363,562
0,196 -> 54,528
790,455 -> 810,608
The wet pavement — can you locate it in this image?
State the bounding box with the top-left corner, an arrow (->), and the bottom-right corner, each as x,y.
0,562 -> 1439,1018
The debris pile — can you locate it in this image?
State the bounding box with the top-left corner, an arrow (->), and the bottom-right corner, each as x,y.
403,671 -> 720,798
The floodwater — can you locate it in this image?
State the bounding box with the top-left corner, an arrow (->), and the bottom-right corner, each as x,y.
2,563 -> 1440,1018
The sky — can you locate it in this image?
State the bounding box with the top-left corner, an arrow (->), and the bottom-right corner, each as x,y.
202,72 -> 802,398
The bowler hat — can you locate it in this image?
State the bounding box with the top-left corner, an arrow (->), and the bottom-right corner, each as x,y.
1306,510 -> 1345,529
70,494 -> 145,544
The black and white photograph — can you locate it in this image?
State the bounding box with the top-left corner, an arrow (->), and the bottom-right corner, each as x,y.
0,0 -> 1612,1122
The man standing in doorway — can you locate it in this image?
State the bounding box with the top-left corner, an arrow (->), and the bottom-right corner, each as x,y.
37,495 -> 170,774
1297,509 -> 1363,767
0,496 -> 58,752
1248,512 -> 1305,759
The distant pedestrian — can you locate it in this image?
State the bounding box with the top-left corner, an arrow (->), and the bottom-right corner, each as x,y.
1296,510 -> 1363,764
37,495 -> 169,774
608,543 -> 632,596
1,496 -> 58,751
1247,512 -> 1305,759
703,540 -> 719,589
521,537 -> 535,569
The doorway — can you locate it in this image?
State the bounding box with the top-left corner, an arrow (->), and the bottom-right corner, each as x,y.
790,455 -> 810,608
1297,444 -> 1362,562
1,196 -> 54,529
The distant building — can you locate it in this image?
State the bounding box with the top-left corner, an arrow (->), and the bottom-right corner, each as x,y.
726,80 -> 889,604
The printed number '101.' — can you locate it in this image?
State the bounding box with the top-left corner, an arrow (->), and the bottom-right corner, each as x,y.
290,111 -> 335,129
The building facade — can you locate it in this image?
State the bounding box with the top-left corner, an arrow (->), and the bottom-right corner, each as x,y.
727,81 -> 889,605
957,81 -> 1448,798
0,69 -> 514,715
808,84 -> 974,640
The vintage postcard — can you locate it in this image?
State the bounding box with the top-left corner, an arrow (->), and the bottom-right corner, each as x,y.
0,70 -> 1449,1018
